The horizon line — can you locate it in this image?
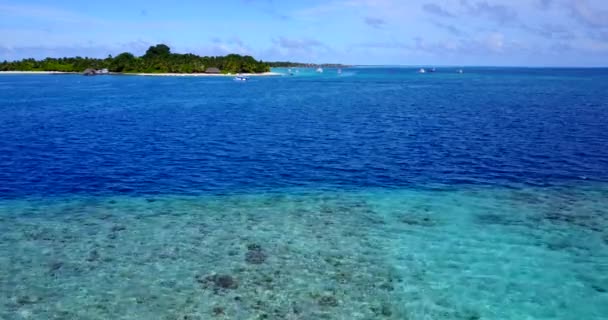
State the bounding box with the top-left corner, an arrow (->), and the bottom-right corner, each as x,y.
279,64 -> 608,69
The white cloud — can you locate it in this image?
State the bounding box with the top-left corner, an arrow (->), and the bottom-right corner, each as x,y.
484,33 -> 505,52
0,3 -> 104,25
364,16 -> 387,28
192,37 -> 253,56
570,0 -> 608,28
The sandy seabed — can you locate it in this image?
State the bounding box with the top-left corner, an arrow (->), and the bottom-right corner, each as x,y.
1,186 -> 607,319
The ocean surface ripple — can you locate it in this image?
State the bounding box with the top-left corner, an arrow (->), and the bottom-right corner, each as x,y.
1,67 -> 607,198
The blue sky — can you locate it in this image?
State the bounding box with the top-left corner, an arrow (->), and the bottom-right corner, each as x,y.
1,0 -> 607,66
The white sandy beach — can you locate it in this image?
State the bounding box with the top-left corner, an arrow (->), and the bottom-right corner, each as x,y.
0,71 -> 282,77
0,71 -> 76,75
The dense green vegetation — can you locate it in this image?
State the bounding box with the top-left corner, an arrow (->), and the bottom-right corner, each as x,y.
0,44 -> 270,74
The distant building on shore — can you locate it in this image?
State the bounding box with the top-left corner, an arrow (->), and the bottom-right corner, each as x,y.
83,68 -> 109,76
83,68 -> 96,76
205,67 -> 221,74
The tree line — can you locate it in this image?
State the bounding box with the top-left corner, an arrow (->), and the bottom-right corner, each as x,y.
0,44 -> 271,74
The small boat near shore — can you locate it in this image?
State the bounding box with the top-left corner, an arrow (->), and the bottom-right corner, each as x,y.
234,76 -> 248,81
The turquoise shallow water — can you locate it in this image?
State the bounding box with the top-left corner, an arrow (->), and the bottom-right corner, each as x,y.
1,184 -> 607,319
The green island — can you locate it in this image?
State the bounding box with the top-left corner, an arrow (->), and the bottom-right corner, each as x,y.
0,44 -> 271,74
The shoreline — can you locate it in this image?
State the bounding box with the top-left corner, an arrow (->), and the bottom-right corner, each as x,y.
0,71 -> 282,77
0,71 -> 77,75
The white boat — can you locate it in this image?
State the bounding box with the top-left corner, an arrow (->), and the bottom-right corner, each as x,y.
316,67 -> 323,73
233,76 -> 248,81
418,68 -> 426,74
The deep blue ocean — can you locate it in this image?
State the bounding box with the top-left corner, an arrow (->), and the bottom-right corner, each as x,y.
1,67 -> 608,197
1,67 -> 607,319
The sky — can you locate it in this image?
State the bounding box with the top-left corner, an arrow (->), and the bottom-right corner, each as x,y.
0,0 -> 607,66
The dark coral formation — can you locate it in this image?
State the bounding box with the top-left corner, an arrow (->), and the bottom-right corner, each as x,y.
318,295 -> 339,307
247,244 -> 262,251
400,214 -> 437,227
86,249 -> 100,262
110,225 -> 127,232
543,211 -> 603,232
370,303 -> 392,317
212,306 -> 225,316
49,261 -> 63,272
197,274 -> 238,293
245,243 -> 267,264
16,295 -> 41,306
474,213 -> 521,226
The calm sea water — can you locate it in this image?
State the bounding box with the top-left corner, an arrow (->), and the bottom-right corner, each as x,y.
1,68 -> 607,319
